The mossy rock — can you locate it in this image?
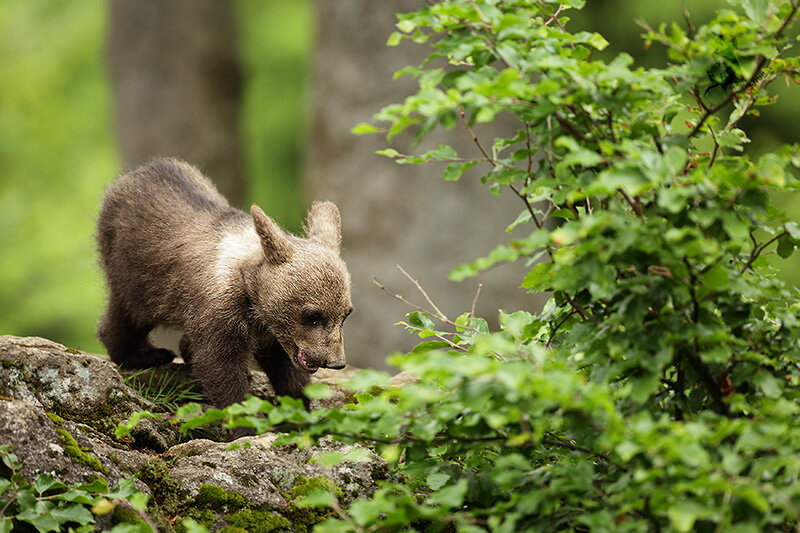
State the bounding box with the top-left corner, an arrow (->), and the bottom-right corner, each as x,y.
287,475 -> 343,501
226,509 -> 290,533
195,484 -> 248,512
139,457 -> 184,516
111,505 -> 145,525
55,428 -> 109,475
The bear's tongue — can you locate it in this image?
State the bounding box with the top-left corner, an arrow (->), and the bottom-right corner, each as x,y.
296,348 -> 319,373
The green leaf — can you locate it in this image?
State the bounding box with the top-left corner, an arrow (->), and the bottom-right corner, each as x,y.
426,472 -> 450,490
50,504 -> 94,526
375,148 -> 401,158
351,122 -> 381,135
777,233 -> 794,258
701,263 -> 730,292
587,32 -> 609,50
396,19 -> 416,33
386,32 -> 403,47
407,311 -> 437,330
180,519 -> 210,533
668,501 -> 712,532
304,382 -> 333,400
426,145 -> 458,161
429,479 -> 468,508
442,161 -> 478,181
295,489 -> 334,508
753,371 -> 781,398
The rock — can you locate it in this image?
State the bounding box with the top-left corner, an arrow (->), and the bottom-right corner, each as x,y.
0,335 -> 179,450
167,434 -> 387,508
0,335 -> 395,530
0,398 -> 149,490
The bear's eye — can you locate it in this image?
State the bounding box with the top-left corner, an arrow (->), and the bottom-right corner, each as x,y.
302,309 -> 325,326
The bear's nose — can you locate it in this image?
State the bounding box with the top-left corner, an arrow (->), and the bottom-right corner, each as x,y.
323,360 -> 346,370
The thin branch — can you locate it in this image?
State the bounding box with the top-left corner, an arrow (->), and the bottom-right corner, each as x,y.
397,264 -> 448,320
459,108 -> 516,170
547,310 -> 577,348
619,189 -> 645,220
553,111 -> 595,143
563,293 -> 601,324
682,256 -> 730,416
740,231 -> 787,274
470,283 -> 483,318
373,277 -> 482,334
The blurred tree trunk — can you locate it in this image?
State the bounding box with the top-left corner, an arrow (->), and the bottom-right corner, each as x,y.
106,0 -> 244,354
306,1 -> 545,370
107,0 -> 244,205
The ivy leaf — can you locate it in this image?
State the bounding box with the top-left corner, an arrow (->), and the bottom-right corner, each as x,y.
426,472 -> 450,490
429,480 -> 468,508
49,504 -> 94,526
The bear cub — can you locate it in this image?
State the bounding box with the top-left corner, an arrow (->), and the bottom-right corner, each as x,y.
97,158 -> 352,408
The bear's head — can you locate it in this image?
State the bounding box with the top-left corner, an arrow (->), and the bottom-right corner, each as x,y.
247,201 -> 352,373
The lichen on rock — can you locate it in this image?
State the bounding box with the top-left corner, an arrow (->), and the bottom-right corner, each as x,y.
0,335 -> 389,531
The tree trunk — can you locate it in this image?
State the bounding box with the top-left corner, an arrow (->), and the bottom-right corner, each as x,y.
107,0 -> 244,205
107,0 -> 244,354
306,0 -> 545,370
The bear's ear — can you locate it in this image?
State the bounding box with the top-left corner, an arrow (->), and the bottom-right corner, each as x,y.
305,201 -> 341,253
251,205 -> 293,264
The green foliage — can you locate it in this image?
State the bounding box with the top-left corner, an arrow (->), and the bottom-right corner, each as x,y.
179,0 -> 800,530
0,444 -> 150,533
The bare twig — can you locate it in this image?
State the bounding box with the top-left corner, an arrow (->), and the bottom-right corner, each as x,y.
397,264 -> 448,320
740,231 -> 787,274
373,277 -> 482,334
459,108 -> 515,170
470,283 -> 483,318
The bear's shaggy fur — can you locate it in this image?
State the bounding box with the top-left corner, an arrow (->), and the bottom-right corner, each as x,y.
97,158 -> 352,408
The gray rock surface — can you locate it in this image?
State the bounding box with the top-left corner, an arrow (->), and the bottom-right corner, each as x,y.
0,335 -> 390,530
168,434 -> 387,508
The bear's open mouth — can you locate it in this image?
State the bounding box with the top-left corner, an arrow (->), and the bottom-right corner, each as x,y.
296,348 -> 319,373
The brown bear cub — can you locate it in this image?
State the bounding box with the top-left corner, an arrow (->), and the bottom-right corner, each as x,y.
97,158 -> 352,409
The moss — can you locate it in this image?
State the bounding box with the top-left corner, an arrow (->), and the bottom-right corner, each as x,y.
64,348 -> 81,355
226,509 -> 290,533
287,476 -> 343,500
218,528 -> 249,533
111,506 -> 144,525
195,484 -> 248,512
186,508 -> 215,527
282,476 -> 343,533
86,473 -> 108,485
45,412 -> 65,425
55,428 -> 109,475
139,457 -> 183,516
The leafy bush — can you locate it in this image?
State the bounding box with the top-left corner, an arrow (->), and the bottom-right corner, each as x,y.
0,445 -> 151,532
177,0 -> 800,531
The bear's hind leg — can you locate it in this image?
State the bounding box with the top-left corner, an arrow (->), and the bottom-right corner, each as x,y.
98,298 -> 175,368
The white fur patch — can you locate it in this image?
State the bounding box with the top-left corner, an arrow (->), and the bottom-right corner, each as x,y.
214,226 -> 261,283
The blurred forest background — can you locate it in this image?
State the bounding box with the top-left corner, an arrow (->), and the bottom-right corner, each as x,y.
1,0 -> 799,365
